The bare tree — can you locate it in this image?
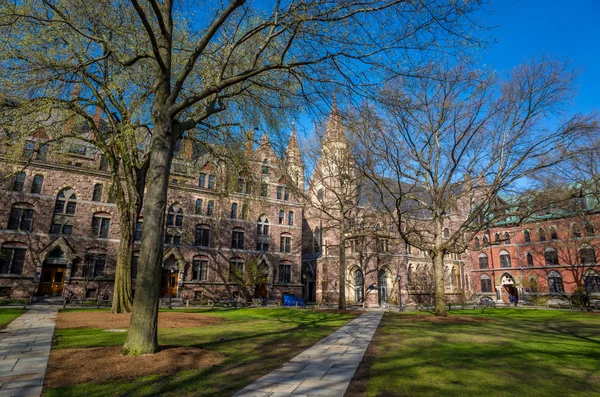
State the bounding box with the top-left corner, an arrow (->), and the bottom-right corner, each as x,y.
352,57 -> 599,316
0,0 -> 487,353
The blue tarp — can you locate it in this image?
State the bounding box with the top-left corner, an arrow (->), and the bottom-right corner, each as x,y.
283,295 -> 305,307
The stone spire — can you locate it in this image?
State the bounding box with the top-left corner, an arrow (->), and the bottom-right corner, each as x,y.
285,121 -> 301,160
285,121 -> 304,191
323,95 -> 346,144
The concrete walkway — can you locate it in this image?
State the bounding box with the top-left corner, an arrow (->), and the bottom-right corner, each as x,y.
0,306 -> 58,397
235,311 -> 383,397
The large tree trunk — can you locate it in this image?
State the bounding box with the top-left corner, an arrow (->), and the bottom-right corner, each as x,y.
433,252 -> 447,316
338,226 -> 347,310
123,121 -> 174,355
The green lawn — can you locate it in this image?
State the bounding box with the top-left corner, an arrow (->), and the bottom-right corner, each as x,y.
361,309 -> 600,397
0,308 -> 25,329
44,308 -> 357,397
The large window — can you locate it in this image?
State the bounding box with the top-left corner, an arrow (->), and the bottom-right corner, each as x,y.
584,272 -> 600,294
194,225 -> 210,247
229,258 -> 244,282
92,184 -> 103,202
280,234 -> 291,253
7,204 -> 34,231
0,243 -> 26,275
167,204 -> 183,227
523,230 -> 531,243
499,250 -> 511,268
192,257 -> 208,281
480,274 -> 492,293
580,245 -> 596,264
257,215 -> 269,236
231,229 -> 244,249
544,248 -> 558,266
355,269 -> 364,303
278,262 -> 291,283
526,252 -> 534,267
478,253 -> 489,269
85,253 -> 106,278
31,175 -> 43,194
12,172 -> 26,192
548,271 -> 564,294
91,213 -> 111,238
54,188 -> 77,215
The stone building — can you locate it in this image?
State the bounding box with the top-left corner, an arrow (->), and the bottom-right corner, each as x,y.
0,123 -> 304,302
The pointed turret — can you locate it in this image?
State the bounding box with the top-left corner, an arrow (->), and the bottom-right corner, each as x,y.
323,96 -> 346,144
285,121 -> 304,190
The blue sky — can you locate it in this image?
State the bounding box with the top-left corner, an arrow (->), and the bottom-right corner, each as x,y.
480,0 -> 599,115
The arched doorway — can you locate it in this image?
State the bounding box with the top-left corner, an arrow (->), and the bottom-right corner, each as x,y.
501,273 -> 517,303
378,269 -> 388,306
38,247 -> 67,296
161,255 -> 179,297
253,261 -> 269,299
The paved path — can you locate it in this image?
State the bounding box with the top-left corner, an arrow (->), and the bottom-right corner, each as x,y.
0,306 -> 58,397
235,311 -> 383,397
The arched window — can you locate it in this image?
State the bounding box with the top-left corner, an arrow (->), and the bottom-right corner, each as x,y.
549,227 -> 558,240
257,215 -> 269,236
474,237 -> 480,249
279,261 -> 292,283
523,230 -> 531,243
280,233 -> 291,253
504,232 -> 510,244
544,248 -> 558,266
54,188 -> 77,215
443,228 -> 449,238
584,271 -> 600,294
526,252 -> 534,267
192,256 -> 208,281
572,224 -> 581,238
0,242 -> 27,275
529,277 -> 538,293
92,184 -> 103,202
585,221 -> 595,236
547,271 -> 564,293
8,203 -> 34,231
494,232 -> 501,242
31,175 -> 43,194
11,172 -> 26,192
499,250 -> 511,268
194,224 -> 210,247
580,245 -> 596,264
482,235 -> 489,246
91,212 -> 111,238
355,269 -> 364,303
167,204 -> 183,227
480,274 -> 492,293
538,228 -> 546,242
378,269 -> 388,304
316,188 -> 324,200
478,253 -> 489,269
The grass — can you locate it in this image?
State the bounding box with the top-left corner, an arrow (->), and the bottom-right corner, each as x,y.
361,308 -> 600,397
0,308 -> 25,329
44,308 -> 357,397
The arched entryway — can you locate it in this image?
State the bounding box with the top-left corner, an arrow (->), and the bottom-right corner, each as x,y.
253,260 -> 269,299
161,254 -> 179,297
38,247 -> 67,296
501,273 -> 518,303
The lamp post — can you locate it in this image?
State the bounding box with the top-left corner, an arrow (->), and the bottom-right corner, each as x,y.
397,274 -> 403,312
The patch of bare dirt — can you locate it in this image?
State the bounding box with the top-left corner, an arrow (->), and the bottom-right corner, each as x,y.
400,314 -> 496,324
56,311 -> 222,329
45,346 -> 225,388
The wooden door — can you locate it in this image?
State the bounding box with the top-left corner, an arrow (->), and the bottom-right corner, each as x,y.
38,266 -> 65,296
160,271 -> 178,297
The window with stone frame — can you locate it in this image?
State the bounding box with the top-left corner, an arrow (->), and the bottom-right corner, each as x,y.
0,243 -> 26,275
256,241 -> 269,252
278,262 -> 291,283
194,224 -> 210,247
11,172 -> 25,192
499,250 -> 511,268
538,228 -> 546,242
549,227 -> 558,240
278,210 -> 284,224
195,199 -> 203,215
51,188 -> 77,235
548,271 -> 564,293
231,203 -> 238,219
480,274 -> 492,293
192,257 -> 208,281
584,271 -> 600,294
260,183 -> 268,197
257,215 -> 269,236
277,185 -> 283,200
585,221 -> 595,236
478,253 -> 489,269
85,253 -> 106,278
231,229 -> 245,249
92,184 -> 103,202
7,203 -> 34,231
23,141 -> 35,159
474,237 -> 480,249
544,248 -> 559,266
526,252 -> 534,267
504,232 -> 510,244
134,220 -> 143,241
31,175 -> 43,194
523,229 -> 531,243
580,245 -> 596,264
91,213 -> 111,238
262,159 -> 269,175
229,258 -> 244,282
280,234 -> 291,253
206,200 -> 214,216
288,211 -> 294,226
